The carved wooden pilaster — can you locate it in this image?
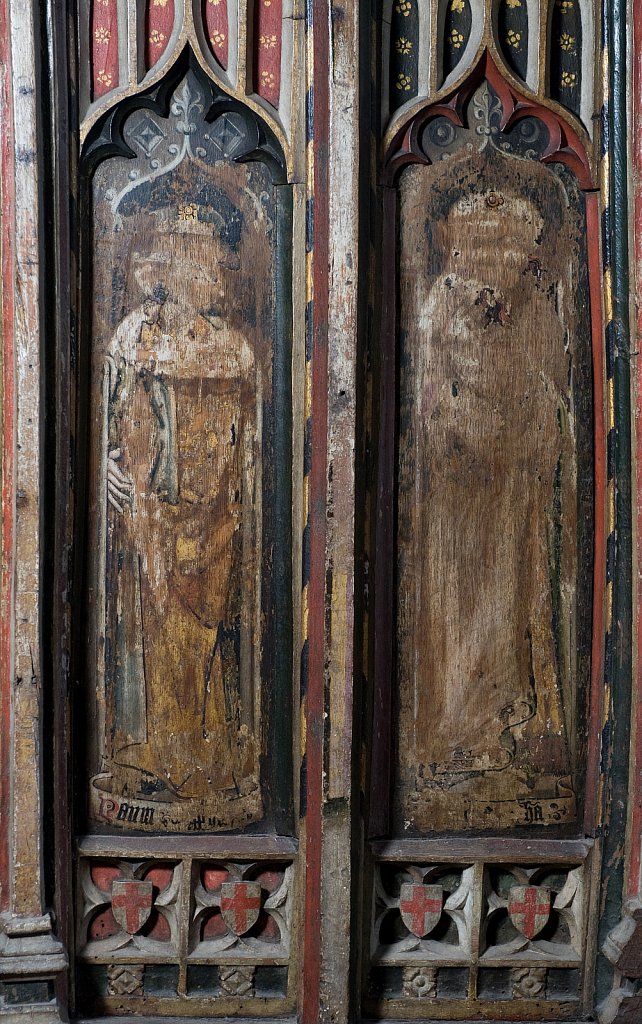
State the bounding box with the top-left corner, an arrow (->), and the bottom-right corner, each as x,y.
316,2 -> 361,1023
0,0 -> 67,1016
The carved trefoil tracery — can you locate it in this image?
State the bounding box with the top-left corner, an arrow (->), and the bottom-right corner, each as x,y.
383,0 -> 596,135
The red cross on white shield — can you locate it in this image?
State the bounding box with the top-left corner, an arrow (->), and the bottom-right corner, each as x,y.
111,879 -> 154,935
399,883 -> 443,938
508,885 -> 551,940
220,881 -> 262,936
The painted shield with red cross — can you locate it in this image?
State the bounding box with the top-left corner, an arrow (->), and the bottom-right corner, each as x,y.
220,881 -> 262,936
508,885 -> 551,940
111,879 -> 153,935
399,883 -> 443,938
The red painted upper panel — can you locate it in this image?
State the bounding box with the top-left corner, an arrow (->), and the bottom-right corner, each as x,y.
204,0 -> 229,70
92,0 -> 119,100
146,0 -> 175,70
255,0 -> 282,107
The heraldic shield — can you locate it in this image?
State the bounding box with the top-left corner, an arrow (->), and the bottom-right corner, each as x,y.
508,885 -> 552,940
111,879 -> 154,935
220,881 -> 262,936
399,883 -> 443,938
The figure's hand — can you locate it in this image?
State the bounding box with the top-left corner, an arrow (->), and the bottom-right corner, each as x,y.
107,448 -> 133,513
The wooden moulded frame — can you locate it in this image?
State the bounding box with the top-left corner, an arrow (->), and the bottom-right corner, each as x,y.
363,45 -> 608,1021
33,1 -> 308,1018
63,53 -> 300,1022
370,50 -> 607,847
1,0 -> 640,1021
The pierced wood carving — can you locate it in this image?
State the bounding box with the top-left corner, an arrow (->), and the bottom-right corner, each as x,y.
78,860 -> 182,957
75,849 -> 294,1011
368,855 -> 587,1013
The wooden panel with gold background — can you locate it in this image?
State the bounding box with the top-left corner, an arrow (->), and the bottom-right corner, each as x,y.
78,64 -> 293,838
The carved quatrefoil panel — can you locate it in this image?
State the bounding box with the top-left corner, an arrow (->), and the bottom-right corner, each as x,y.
190,862 -> 293,961
77,859 -> 182,958
372,864 -> 474,962
482,865 -> 584,961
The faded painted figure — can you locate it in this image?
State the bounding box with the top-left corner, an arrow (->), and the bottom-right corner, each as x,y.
89,149 -> 274,831
395,143 -> 593,832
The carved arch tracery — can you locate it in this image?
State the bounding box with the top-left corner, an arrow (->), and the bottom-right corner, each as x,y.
384,0 -> 596,139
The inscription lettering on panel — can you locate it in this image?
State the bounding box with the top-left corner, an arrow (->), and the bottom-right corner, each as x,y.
393,86 -> 593,833
83,71 -> 290,834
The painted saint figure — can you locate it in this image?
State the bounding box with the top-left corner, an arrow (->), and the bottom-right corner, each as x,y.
395,145 -> 592,831
90,173 -> 268,830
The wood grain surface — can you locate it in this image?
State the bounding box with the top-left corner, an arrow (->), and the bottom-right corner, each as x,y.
81,79 -> 289,835
393,144 -> 593,834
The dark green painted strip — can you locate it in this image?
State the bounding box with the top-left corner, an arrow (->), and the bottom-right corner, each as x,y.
596,0 -> 633,1006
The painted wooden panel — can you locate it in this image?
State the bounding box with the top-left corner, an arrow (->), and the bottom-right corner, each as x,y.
498,0 -> 529,82
204,0 -> 229,69
91,0 -> 119,100
392,90 -> 593,835
441,0 -> 472,82
549,0 -> 583,118
82,70 -> 292,836
255,0 -> 283,106
146,0 -> 175,70
389,0 -> 419,112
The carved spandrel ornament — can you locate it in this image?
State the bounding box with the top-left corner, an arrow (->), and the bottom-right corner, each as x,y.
84,70 -> 288,834
393,82 -> 594,834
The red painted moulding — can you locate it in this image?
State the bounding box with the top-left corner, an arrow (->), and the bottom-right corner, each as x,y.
255,0 -> 282,107
372,49 -> 605,839
383,50 -> 593,189
0,0 -> 14,915
91,0 -> 119,100
146,0 -> 175,71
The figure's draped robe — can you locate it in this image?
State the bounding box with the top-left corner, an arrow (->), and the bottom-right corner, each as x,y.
105,309 -> 261,809
395,152 -> 585,832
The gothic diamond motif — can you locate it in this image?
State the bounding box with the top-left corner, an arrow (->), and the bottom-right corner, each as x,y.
106,963 -> 145,996
129,115 -> 166,156
208,113 -> 249,159
219,964 -> 255,996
